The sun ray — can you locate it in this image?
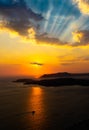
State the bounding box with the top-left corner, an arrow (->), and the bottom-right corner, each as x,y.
43,3 -> 53,33
49,0 -> 65,34
52,4 -> 79,37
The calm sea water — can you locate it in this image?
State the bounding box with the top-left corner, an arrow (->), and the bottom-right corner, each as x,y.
0,79 -> 89,130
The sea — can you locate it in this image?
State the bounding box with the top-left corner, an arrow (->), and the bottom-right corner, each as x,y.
0,78 -> 89,130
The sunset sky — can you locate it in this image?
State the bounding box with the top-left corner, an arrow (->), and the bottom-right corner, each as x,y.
0,0 -> 89,78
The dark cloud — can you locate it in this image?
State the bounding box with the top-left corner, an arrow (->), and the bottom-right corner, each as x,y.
0,0 -> 44,36
35,33 -> 68,45
72,30 -> 89,46
78,30 -> 89,44
30,62 -> 44,66
35,30 -> 89,47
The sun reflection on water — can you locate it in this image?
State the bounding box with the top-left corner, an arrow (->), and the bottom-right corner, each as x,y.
27,86 -> 46,129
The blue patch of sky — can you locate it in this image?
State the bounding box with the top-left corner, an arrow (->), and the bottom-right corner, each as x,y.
26,0 -> 80,17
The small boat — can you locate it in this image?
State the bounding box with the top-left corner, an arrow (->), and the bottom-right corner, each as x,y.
32,111 -> 35,115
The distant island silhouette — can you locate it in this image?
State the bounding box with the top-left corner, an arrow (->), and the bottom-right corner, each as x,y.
14,72 -> 89,87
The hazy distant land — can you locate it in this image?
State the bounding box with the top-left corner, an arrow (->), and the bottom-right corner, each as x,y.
14,72 -> 89,87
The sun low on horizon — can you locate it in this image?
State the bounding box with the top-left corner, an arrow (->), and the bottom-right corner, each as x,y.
0,0 -> 89,78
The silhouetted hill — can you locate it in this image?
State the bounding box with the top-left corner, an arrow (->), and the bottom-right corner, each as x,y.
15,78 -> 36,83
40,72 -> 89,79
40,72 -> 71,79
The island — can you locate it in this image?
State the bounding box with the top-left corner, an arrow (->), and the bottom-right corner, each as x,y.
14,72 -> 89,87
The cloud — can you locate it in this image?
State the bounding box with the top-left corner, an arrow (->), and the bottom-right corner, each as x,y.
72,30 -> 89,46
72,31 -> 84,42
35,33 -> 68,45
0,0 -> 43,37
61,62 -> 74,66
73,0 -> 89,15
81,56 -> 89,61
60,55 -> 89,66
30,62 -> 44,66
0,0 -> 89,47
35,31 -> 89,47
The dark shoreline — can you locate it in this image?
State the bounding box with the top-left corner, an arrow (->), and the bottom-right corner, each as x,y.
14,77 -> 89,87
14,72 -> 89,87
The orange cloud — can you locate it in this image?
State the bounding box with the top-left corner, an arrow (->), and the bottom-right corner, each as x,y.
74,0 -> 89,15
72,31 -> 84,42
72,30 -> 89,46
